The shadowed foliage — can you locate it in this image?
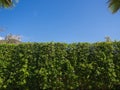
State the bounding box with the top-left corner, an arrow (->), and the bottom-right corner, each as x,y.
108,0 -> 120,13
0,0 -> 18,8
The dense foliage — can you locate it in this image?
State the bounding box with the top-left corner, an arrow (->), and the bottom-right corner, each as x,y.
0,42 -> 120,90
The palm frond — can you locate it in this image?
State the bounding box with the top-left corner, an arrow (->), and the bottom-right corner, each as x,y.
108,0 -> 120,13
0,0 -> 18,8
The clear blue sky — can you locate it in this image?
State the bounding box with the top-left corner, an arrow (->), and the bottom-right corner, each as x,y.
0,0 -> 120,43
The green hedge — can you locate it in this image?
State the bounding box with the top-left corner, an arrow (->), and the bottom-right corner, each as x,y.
0,42 -> 120,90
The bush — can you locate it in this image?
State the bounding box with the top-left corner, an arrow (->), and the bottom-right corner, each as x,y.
0,42 -> 120,90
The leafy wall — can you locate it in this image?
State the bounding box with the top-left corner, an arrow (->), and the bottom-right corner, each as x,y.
0,42 -> 120,90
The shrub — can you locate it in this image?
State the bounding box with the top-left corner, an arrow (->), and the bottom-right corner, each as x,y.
0,42 -> 120,90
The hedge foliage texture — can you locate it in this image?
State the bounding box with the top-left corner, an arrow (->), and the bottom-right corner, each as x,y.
0,42 -> 120,90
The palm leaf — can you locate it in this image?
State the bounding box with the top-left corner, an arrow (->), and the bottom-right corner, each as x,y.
0,0 -> 18,8
108,0 -> 120,13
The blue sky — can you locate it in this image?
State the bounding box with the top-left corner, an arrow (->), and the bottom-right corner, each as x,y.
0,0 -> 120,43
